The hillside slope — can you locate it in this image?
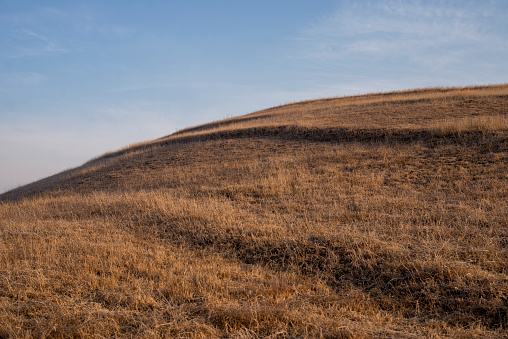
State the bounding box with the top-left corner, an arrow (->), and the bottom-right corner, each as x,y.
1,85 -> 508,337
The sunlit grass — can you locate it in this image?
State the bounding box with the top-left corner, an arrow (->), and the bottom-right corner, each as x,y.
1,84 -> 507,337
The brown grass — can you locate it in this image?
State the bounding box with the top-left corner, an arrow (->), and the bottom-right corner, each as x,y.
1,84 -> 508,338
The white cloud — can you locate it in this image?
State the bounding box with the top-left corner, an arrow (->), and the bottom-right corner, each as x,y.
9,28 -> 67,58
3,5 -> 136,60
290,0 -> 508,92
300,1 -> 507,63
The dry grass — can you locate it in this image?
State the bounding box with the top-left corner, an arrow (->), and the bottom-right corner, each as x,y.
1,84 -> 507,338
432,115 -> 508,133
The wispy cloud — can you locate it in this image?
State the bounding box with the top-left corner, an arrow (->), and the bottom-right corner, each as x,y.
9,28 -> 67,58
3,5 -> 136,59
288,0 -> 508,92
74,6 -> 136,36
298,0 -> 508,73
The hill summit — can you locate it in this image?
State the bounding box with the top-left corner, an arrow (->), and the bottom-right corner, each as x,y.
1,85 -> 507,337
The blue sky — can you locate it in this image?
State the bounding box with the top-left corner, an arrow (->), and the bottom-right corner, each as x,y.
1,0 -> 507,193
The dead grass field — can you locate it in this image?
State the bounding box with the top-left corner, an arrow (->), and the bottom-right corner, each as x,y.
1,84 -> 507,338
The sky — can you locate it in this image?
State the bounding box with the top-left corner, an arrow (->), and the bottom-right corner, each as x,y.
1,0 -> 507,193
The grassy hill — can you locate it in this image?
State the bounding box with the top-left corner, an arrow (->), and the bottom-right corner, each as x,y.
1,84 -> 507,338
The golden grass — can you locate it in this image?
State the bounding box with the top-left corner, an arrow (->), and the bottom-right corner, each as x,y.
432,115 -> 508,133
1,84 -> 507,337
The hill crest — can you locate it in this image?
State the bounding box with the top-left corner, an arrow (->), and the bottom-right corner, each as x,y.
2,84 -> 507,202
1,84 -> 508,337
